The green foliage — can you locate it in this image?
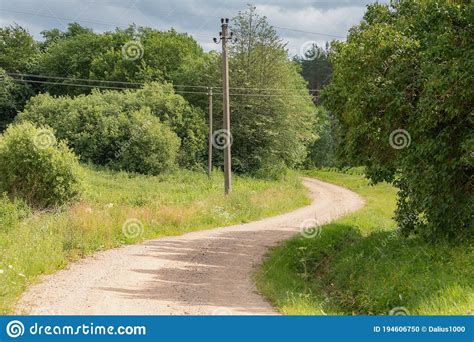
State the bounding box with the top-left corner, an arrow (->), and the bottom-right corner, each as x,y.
257,170 -> 473,315
322,1 -> 473,241
252,156 -> 288,181
36,24 -> 208,100
304,107 -> 336,168
295,43 -> 332,105
40,23 -> 93,48
17,83 -> 204,171
0,194 -> 30,232
208,6 -> 317,176
0,68 -> 35,131
0,24 -> 39,73
0,122 -> 82,209
1,18 -> 321,178
112,108 -> 181,175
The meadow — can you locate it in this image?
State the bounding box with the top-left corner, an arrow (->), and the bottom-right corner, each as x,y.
0,166 -> 310,313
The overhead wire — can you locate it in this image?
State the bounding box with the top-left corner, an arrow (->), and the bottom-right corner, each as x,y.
7,73 -> 320,94
9,78 -> 317,97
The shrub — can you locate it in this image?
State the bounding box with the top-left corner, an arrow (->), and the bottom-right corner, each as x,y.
112,108 -> 181,175
0,193 -> 30,231
252,156 -> 288,180
0,122 -> 82,208
17,83 -> 205,171
322,1 -> 473,242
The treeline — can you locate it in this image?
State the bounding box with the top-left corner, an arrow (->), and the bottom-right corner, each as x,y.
0,6 -> 337,180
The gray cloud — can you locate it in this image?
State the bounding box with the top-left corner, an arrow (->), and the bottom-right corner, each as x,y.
0,0 -> 387,56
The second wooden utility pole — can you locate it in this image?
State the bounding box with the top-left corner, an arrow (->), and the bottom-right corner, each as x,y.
207,86 -> 213,178
221,18 -> 232,195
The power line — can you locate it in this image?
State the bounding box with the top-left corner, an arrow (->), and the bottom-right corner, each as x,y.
10,78 -> 316,97
273,26 -> 345,39
8,73 -> 319,93
1,8 -> 119,28
7,73 -> 210,89
9,78 -> 209,94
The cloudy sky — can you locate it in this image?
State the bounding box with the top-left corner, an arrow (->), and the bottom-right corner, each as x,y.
0,0 -> 388,56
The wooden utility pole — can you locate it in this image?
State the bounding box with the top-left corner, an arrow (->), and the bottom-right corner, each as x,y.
207,86 -> 213,178
221,18 -> 232,195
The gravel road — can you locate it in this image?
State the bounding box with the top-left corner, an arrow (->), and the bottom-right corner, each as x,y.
16,177 -> 364,315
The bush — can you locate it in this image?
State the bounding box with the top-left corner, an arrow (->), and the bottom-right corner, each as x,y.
17,83 -> 204,172
112,108 -> 181,174
252,156 -> 288,180
322,1 -> 473,242
0,122 -> 82,208
0,193 -> 30,231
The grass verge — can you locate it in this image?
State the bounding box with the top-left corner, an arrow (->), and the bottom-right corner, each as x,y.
256,170 -> 473,315
0,166 -> 310,313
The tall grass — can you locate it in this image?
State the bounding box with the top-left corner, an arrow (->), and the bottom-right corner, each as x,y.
256,170 -> 473,315
0,166 -> 310,313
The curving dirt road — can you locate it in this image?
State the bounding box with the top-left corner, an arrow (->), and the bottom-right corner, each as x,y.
16,177 -> 364,315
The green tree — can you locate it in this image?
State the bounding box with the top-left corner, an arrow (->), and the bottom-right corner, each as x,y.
210,6 -> 317,176
0,26 -> 37,128
295,44 -> 337,167
0,24 -> 39,73
295,43 -> 332,105
39,23 -> 94,49
322,0 -> 473,242
36,24 -> 208,102
0,69 -> 35,131
304,107 -> 336,168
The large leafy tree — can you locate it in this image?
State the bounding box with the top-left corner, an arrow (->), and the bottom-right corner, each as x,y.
0,25 -> 38,129
322,0 -> 473,241
210,6 -> 317,176
0,24 -> 39,73
304,107 -> 336,168
35,24 -> 208,100
0,69 -> 35,131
